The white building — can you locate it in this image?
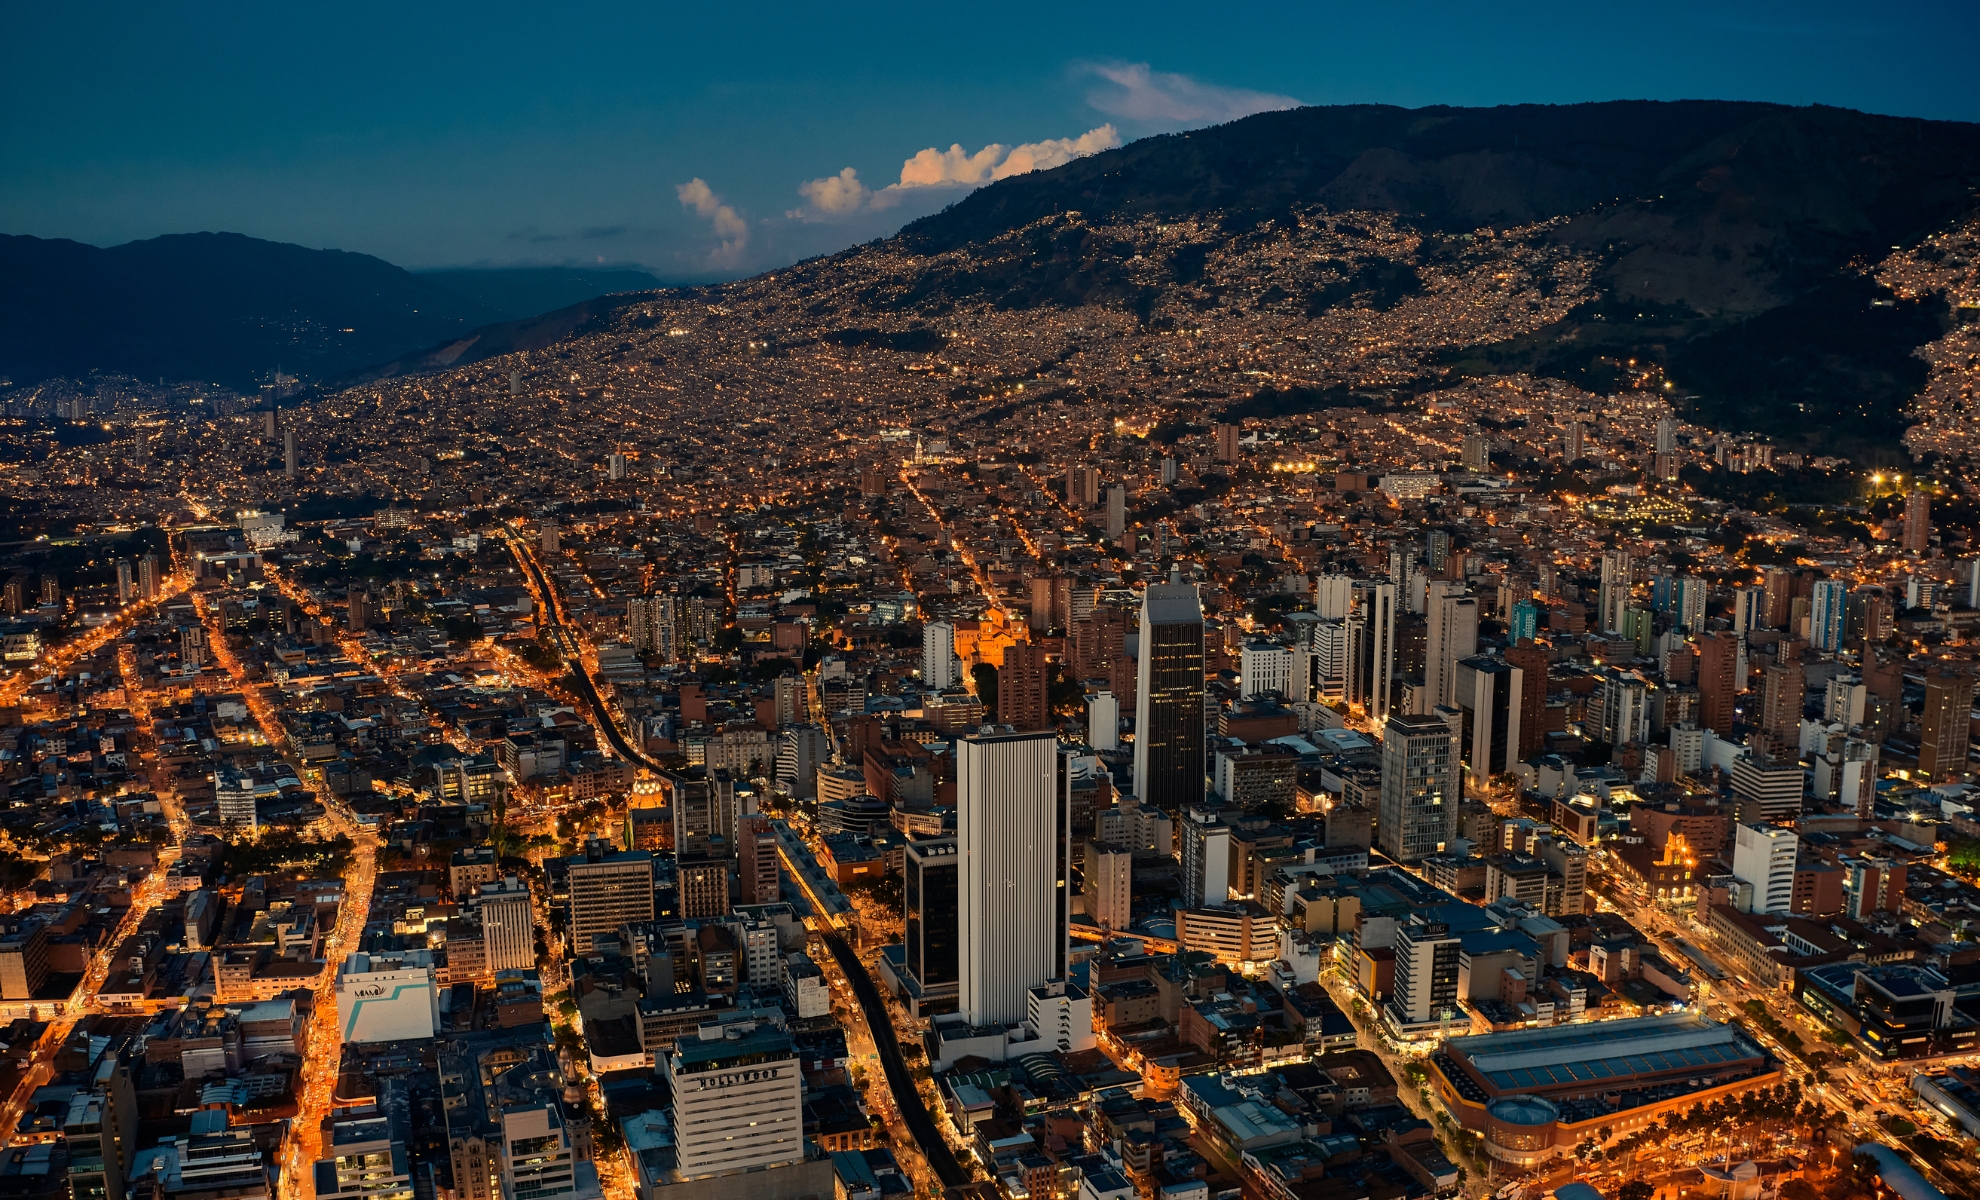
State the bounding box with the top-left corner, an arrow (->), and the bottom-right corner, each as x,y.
922,621 -> 959,689
334,950 -> 439,1044
1086,842 -> 1132,930
1086,690 -> 1119,752
213,765 -> 272,831
1180,807 -> 1231,908
957,728 -> 1065,1027
474,877 -> 535,972
1024,980 -> 1095,1053
784,952 -> 830,1020
1731,823 -> 1798,915
664,1023 -> 804,1179
1239,641 -> 1295,700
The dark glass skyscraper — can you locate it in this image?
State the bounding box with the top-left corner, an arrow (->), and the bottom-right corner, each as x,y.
1133,581 -> 1205,809
904,835 -> 958,997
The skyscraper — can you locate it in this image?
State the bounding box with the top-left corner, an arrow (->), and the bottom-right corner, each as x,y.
1133,581 -> 1206,808
1377,712 -> 1462,862
1104,484 -> 1126,540
1460,433 -> 1490,473
139,553 -> 161,601
1809,579 -> 1848,653
1314,574 -> 1354,620
1509,599 -> 1540,645
1504,641 -> 1549,762
922,620 -> 958,689
1349,580 -> 1398,720
1424,582 -> 1477,712
736,814 -> 780,905
1452,655 -> 1523,782
1919,670 -> 1976,784
957,729 -> 1066,1026
283,429 -> 298,478
1179,806 -> 1231,907
1655,414 -> 1677,455
1213,422 -> 1241,463
116,559 -> 135,604
1674,576 -> 1707,634
903,836 -> 959,1004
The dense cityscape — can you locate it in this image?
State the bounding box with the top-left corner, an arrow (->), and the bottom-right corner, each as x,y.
1,176 -> 1979,1200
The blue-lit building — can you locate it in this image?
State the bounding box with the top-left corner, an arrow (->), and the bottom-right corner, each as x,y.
1810,579 -> 1848,653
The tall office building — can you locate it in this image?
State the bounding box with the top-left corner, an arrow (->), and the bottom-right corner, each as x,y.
1809,579 -> 1848,653
1378,712 -> 1462,862
1904,489 -> 1933,555
1598,550 -> 1633,633
1697,633 -> 1738,735
904,836 -> 959,1001
139,553 -> 161,601
1349,580 -> 1398,720
262,409 -> 279,438
1732,755 -> 1805,825
283,430 -> 298,478
1503,642 -> 1549,762
1732,823 -> 1798,915
922,620 -> 958,689
564,843 -> 654,955
1452,655 -> 1523,782
1424,582 -> 1477,712
999,643 -> 1052,731
663,1024 -> 805,1179
957,729 -> 1066,1027
1759,657 -> 1806,754
1919,670 -> 1976,784
1179,807 -> 1231,908
474,877 -> 535,972
1509,599 -> 1540,645
1104,484 -> 1126,540
773,726 -> 829,800
1133,581 -> 1206,808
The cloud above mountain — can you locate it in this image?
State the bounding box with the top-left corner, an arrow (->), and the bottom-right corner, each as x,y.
792,124 -> 1120,221
1082,61 -> 1300,125
675,177 -> 748,266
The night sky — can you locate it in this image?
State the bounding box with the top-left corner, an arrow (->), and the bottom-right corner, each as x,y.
5,1 -> 1976,280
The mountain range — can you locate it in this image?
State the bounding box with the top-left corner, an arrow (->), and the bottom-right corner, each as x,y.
0,232 -> 663,389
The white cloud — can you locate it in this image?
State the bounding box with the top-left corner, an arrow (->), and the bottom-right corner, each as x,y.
675,177 -> 748,264
992,124 -> 1122,179
792,167 -> 870,219
897,141 -> 1009,189
1082,61 -> 1300,125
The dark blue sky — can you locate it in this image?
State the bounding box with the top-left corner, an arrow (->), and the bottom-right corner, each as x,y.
5,2 -> 1975,279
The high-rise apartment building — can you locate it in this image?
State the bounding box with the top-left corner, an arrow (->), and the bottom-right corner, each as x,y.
1213,422 -> 1241,463
1087,842 -> 1132,931
999,643 -> 1051,731
667,768 -> 738,852
1905,489 -> 1932,555
1460,433 -> 1490,473
1809,579 -> 1848,653
1378,712 -> 1462,862
1674,575 -> 1707,634
736,814 -> 780,905
1697,633 -> 1738,735
564,843 -> 654,955
116,559 -> 135,605
139,553 -> 161,601
1066,465 -> 1100,508
957,729 -> 1065,1027
1599,550 -> 1633,633
627,594 -> 683,661
1133,581 -> 1206,809
1452,655 -> 1523,782
922,620 -> 958,689
283,430 -> 298,478
1919,670 -> 1976,784
1104,484 -> 1126,540
1503,641 -> 1549,762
